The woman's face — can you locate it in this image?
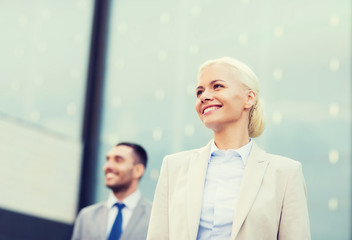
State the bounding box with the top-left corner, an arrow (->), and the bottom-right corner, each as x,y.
195,63 -> 255,132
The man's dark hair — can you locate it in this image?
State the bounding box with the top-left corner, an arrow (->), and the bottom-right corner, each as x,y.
116,142 -> 148,168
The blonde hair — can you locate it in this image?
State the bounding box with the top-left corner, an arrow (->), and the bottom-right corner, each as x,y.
198,57 -> 265,138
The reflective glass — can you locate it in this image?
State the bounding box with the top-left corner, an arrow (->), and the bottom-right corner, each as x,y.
0,0 -> 94,223
98,0 -> 351,239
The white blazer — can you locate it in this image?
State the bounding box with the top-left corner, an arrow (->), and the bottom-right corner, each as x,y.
147,141 -> 310,240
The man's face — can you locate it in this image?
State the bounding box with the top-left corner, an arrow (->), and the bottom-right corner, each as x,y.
103,145 -> 139,193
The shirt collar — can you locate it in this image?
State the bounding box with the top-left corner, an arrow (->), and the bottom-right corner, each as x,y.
210,138 -> 253,165
107,189 -> 141,210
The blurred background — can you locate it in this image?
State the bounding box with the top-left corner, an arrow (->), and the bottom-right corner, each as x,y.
0,0 -> 350,239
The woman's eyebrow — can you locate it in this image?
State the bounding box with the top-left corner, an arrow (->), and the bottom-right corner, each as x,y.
210,79 -> 225,84
197,79 -> 225,89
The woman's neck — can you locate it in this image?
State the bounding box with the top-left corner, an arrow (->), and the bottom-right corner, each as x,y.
213,125 -> 250,150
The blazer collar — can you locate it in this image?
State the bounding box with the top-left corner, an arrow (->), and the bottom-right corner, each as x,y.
187,141 -> 212,240
230,142 -> 269,239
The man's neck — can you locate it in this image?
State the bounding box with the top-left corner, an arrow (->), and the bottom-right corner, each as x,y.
113,184 -> 138,202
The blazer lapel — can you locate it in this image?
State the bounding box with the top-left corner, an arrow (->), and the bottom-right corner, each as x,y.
121,198 -> 145,240
97,203 -> 109,239
231,142 -> 269,239
187,141 -> 212,240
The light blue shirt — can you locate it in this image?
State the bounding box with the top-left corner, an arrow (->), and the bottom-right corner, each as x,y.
197,139 -> 253,240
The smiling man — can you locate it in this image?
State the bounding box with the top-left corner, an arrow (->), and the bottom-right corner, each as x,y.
72,142 -> 152,240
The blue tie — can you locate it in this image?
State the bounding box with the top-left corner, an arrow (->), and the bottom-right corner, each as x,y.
108,202 -> 125,240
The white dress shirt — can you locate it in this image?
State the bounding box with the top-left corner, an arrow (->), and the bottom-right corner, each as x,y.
106,189 -> 141,237
197,139 -> 253,240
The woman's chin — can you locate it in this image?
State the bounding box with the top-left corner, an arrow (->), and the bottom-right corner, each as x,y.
203,121 -> 222,132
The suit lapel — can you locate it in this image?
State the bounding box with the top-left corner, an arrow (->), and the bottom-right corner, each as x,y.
121,198 -> 146,240
231,143 -> 269,239
97,203 -> 109,239
187,141 -> 212,240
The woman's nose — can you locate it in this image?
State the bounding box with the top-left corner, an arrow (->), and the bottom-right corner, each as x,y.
200,90 -> 213,103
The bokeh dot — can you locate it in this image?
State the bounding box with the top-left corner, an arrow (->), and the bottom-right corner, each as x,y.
111,96 -> 122,108
66,103 -> 77,116
273,68 -> 283,81
184,124 -> 195,136
160,12 -> 170,24
238,34 -> 248,45
155,89 -> 165,101
70,69 -> 80,80
115,59 -> 125,69
118,22 -> 128,33
152,128 -> 163,141
76,0 -> 89,10
41,8 -> 52,19
157,50 -> 167,61
329,58 -> 340,72
73,33 -> 84,45
329,150 -> 339,164
189,45 -> 199,55
328,198 -> 338,211
330,16 -> 339,26
274,26 -> 284,37
33,76 -> 43,87
272,112 -> 283,125
191,6 -> 201,16
149,169 -> 160,181
107,134 -> 119,146
329,103 -> 339,117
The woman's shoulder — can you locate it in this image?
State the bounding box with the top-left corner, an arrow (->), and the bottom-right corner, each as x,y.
262,152 -> 304,179
268,153 -> 302,174
253,143 -> 302,171
166,146 -> 204,159
164,143 -> 210,164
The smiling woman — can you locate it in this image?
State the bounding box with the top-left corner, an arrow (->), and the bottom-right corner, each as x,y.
196,57 -> 265,140
147,57 -> 311,240
195,59 -> 258,139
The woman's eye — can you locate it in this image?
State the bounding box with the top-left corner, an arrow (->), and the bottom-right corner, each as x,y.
196,90 -> 203,97
214,84 -> 223,89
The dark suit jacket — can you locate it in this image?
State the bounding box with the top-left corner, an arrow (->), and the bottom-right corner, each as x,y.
72,196 -> 152,240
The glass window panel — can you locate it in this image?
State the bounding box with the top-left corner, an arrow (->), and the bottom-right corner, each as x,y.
0,0 -> 94,224
98,0 -> 351,239
0,0 -> 93,139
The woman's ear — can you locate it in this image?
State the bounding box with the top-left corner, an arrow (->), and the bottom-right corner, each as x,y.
245,90 -> 256,109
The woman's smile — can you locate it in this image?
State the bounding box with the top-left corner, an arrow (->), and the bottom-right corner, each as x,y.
202,105 -> 222,115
